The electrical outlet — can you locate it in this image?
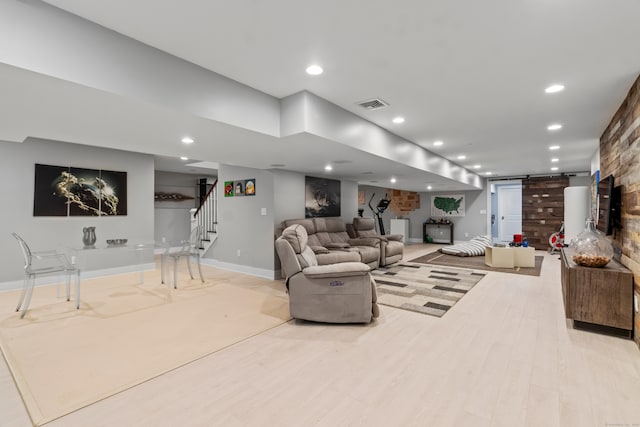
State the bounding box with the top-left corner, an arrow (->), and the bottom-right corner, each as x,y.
237,249 -> 241,257
465,232 -> 469,237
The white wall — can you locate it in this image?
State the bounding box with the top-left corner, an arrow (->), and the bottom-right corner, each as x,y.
0,138 -> 154,283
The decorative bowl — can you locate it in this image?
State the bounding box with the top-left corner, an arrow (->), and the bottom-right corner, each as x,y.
106,239 -> 128,246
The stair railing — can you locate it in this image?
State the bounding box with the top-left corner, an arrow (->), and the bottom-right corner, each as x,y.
193,179 -> 218,249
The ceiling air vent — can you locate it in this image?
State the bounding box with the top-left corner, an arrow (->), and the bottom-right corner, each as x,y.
357,98 -> 389,110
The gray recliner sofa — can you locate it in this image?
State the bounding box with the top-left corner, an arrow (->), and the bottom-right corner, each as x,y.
275,224 -> 379,323
351,217 -> 404,266
281,217 -> 380,269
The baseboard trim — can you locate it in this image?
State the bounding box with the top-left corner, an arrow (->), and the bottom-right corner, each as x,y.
200,259 -> 276,280
0,263 -> 157,292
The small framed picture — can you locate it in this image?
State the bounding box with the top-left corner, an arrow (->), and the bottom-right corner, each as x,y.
245,179 -> 256,196
224,181 -> 234,197
233,180 -> 245,197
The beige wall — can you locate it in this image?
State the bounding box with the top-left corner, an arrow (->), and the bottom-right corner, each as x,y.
600,74 -> 640,348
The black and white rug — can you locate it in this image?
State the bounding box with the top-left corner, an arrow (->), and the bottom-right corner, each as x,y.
371,262 -> 486,318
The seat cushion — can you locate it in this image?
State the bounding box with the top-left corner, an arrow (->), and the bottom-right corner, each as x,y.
440,235 -> 492,257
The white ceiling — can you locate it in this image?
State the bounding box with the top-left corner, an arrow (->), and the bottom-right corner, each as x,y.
31,0 -> 640,189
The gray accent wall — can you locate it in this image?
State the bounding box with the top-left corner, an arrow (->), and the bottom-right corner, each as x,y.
210,167 -> 358,276
208,165 -> 276,271
0,138 -> 154,282
358,185 -> 488,243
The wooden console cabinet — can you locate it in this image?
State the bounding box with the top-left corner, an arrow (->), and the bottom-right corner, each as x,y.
560,248 -> 634,337
423,223 -> 453,244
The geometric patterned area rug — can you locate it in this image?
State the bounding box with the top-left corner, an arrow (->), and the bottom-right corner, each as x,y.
371,262 -> 486,318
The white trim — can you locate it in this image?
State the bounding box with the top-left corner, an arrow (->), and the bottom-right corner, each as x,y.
0,263 -> 156,292
200,258 -> 276,280
407,237 -> 423,244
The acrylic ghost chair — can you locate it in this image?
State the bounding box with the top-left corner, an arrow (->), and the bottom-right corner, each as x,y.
166,225 -> 205,288
11,233 -> 81,318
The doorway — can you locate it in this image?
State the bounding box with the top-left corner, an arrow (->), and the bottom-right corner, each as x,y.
488,180 -> 522,242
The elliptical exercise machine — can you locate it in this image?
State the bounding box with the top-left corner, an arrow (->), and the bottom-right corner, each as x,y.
368,193 -> 391,235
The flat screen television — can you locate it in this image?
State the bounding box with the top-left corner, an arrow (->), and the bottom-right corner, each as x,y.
596,174 -> 621,235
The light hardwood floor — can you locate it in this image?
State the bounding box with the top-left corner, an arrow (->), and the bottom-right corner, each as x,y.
2,244 -> 640,426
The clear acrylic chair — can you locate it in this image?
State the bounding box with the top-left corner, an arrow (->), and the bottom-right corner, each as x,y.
167,225 -> 204,288
12,233 -> 81,318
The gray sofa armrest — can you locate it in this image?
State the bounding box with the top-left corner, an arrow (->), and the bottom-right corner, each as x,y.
325,242 -> 351,249
348,237 -> 380,247
303,262 -> 370,278
386,234 -> 404,242
310,245 -> 330,254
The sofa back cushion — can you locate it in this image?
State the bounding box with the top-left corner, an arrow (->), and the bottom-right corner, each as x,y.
352,217 -> 378,238
324,218 -> 351,244
283,219 -> 316,235
280,224 -> 317,268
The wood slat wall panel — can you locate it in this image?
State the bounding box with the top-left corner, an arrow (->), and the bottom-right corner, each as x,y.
522,176 -> 569,249
600,73 -> 640,349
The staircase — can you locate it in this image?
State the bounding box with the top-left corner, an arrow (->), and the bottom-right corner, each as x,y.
192,179 -> 218,255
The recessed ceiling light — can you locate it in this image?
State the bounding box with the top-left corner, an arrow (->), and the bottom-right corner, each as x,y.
180,156 -> 189,161
427,185 -> 432,190
545,84 -> 565,93
551,167 -> 559,171
485,171 -> 493,176
324,165 -> 333,171
547,123 -> 563,131
390,177 -> 397,183
457,155 -> 466,160
473,164 -> 481,169
306,65 -> 323,75
392,117 -> 405,124
549,145 -> 560,150
433,140 -> 443,146
181,136 -> 194,144
551,158 -> 559,163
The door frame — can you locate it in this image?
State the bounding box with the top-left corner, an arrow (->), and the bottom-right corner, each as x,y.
486,179 -> 522,242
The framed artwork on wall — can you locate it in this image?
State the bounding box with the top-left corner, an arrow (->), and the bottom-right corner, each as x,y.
33,164 -> 69,216
33,163 -> 128,217
431,194 -> 465,217
224,181 -> 234,197
99,169 -> 127,215
305,176 -> 341,218
224,179 -> 256,197
67,167 -> 101,216
245,179 -> 256,196
233,180 -> 245,196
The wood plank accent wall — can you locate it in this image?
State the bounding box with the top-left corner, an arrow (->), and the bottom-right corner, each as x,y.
600,74 -> 640,348
388,189 -> 420,214
522,176 -> 569,249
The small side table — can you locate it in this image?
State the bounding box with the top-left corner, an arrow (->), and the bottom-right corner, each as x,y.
513,247 -> 535,268
485,246 -> 535,268
485,246 -> 514,268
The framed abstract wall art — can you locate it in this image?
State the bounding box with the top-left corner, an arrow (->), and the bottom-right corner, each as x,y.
33,164 -> 127,216
305,176 -> 341,218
